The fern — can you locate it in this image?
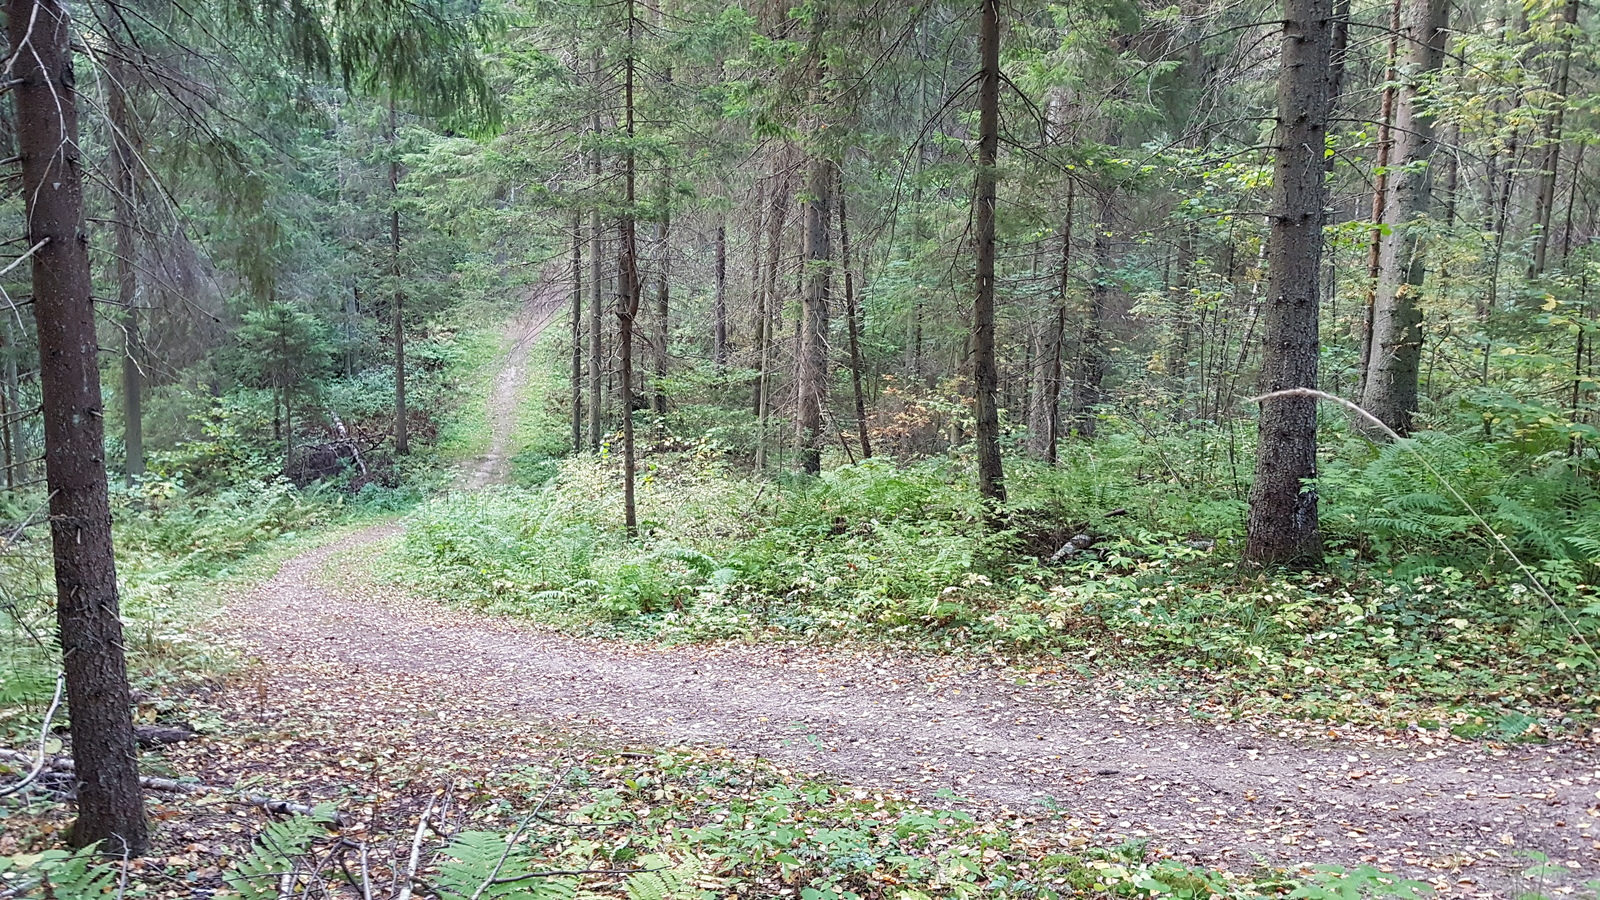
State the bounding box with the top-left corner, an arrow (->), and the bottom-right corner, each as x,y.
433,830 -> 578,900
222,807 -> 335,900
0,846 -> 117,899
621,853 -> 701,900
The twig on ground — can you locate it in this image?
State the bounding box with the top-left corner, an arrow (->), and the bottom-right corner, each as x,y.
0,747 -> 340,822
470,762 -> 576,900
0,672 -> 64,799
395,795 -> 436,900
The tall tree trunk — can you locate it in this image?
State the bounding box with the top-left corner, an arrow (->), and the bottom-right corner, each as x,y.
1529,0 -> 1580,277
109,67 -> 142,485
755,169 -> 790,471
652,176 -> 670,415
588,52 -> 604,453
619,0 -> 640,535
837,174 -> 871,459
713,221 -> 728,367
572,213 -> 584,452
748,177 -> 766,410
1359,0 -> 1447,436
1029,180 -> 1074,463
389,102 -> 408,455
796,5 -> 832,477
1070,188 -> 1113,439
1356,0 -> 1402,398
797,153 -> 832,476
1245,0 -> 1335,567
10,0 -> 149,853
972,0 -> 1006,504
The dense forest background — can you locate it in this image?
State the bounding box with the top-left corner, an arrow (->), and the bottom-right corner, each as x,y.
2,0 -> 1600,892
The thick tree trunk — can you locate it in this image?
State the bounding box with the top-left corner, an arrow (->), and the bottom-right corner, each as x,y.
620,0 -> 640,535
796,152 -> 832,476
837,178 -> 871,459
388,102 -> 408,455
1529,0 -> 1580,277
1029,181 -> 1074,463
1359,0 -> 1447,437
972,0 -> 1006,504
713,222 -> 728,367
572,213 -> 584,452
1245,0 -> 1335,568
109,68 -> 142,484
10,0 -> 149,853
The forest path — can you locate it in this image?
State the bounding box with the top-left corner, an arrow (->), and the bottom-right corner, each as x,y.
217,302 -> 1599,895
462,283 -> 566,488
224,532 -> 1600,893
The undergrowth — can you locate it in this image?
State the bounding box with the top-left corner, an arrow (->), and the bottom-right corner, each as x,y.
395,430 -> 1600,737
1,748 -> 1446,899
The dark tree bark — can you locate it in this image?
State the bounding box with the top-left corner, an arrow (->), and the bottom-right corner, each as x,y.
109,66 -> 142,484
10,0 -> 149,853
1245,0 -> 1336,567
572,213 -> 584,453
388,102 -> 408,455
796,153 -> 832,476
837,176 -> 871,459
1359,0 -> 1448,437
713,221 -> 728,367
972,0 -> 1006,504
619,0 -> 640,535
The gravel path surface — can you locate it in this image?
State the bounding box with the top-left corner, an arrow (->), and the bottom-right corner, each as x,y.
216,291 -> 1599,894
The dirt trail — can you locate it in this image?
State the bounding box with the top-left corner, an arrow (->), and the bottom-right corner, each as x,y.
463,285 -> 566,488
219,302 -> 1600,893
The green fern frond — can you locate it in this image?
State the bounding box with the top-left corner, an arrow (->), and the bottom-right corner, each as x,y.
222,809 -> 334,900
0,846 -> 117,899
624,852 -> 702,900
654,548 -> 719,578
433,830 -> 579,900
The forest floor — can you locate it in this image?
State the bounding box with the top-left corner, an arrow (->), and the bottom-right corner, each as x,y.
180,297 -> 1600,896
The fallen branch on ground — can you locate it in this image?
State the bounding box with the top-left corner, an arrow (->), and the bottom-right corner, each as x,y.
0,747 -> 341,823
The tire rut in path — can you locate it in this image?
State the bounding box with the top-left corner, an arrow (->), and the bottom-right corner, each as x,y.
226,529 -> 1600,892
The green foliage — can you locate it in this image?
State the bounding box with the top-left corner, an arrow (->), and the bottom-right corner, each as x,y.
0,846 -> 117,899
223,806 -> 336,900
397,430 -> 1599,730
433,830 -> 579,900
1320,431 -> 1600,577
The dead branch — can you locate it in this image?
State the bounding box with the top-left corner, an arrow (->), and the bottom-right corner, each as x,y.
0,747 -> 341,822
0,672 -> 64,799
